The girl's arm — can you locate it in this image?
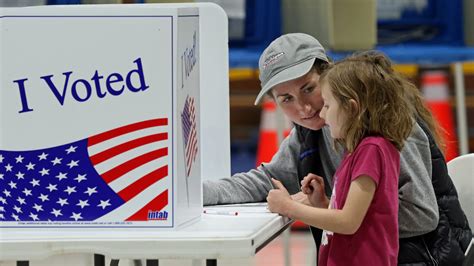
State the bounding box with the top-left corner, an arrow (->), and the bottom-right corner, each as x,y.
267,176 -> 376,235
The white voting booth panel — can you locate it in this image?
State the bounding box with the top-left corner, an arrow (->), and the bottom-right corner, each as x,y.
0,4 -> 202,229
0,3 -> 231,266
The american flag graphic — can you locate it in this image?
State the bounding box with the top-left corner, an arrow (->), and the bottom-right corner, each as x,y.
0,118 -> 170,223
181,96 -> 198,178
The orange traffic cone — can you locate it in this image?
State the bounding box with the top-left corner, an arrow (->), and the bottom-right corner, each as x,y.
421,70 -> 459,161
256,98 -> 292,166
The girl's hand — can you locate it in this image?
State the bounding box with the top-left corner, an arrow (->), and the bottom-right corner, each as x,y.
267,178 -> 293,217
301,173 -> 329,208
291,191 -> 309,205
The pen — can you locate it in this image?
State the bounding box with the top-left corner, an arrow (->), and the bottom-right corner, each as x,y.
203,210 -> 239,216
260,163 -> 277,188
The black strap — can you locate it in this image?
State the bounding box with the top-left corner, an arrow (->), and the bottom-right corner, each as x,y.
295,125 -> 329,251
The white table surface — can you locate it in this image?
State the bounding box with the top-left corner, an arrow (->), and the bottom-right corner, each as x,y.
0,203 -> 292,261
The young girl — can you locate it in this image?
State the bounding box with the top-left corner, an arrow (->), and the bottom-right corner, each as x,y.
266,51 -> 414,265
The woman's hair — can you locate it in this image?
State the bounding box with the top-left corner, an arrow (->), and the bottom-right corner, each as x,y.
319,51 -> 414,152
399,71 -> 445,152
313,58 -> 331,75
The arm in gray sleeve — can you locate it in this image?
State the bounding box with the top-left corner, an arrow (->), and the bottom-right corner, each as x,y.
398,123 -> 439,238
203,128 -> 302,205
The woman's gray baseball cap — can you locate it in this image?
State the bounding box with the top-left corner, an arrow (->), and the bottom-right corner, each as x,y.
254,33 -> 329,105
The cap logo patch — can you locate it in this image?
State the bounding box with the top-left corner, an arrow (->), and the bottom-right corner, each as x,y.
262,52 -> 285,69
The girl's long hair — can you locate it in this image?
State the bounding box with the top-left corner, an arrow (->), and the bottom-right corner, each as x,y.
319,51 -> 414,152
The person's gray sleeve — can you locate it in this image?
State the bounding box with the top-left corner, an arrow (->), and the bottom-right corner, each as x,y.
203,128 -> 302,206
398,123 -> 439,238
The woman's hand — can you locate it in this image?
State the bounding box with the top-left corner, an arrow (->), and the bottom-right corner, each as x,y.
301,173 -> 329,208
266,178 -> 293,217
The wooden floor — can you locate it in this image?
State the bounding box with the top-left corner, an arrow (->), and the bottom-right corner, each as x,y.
254,230 -> 316,266
158,229 -> 317,266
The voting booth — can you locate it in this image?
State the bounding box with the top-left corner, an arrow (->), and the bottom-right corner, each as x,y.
0,4 -> 203,229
